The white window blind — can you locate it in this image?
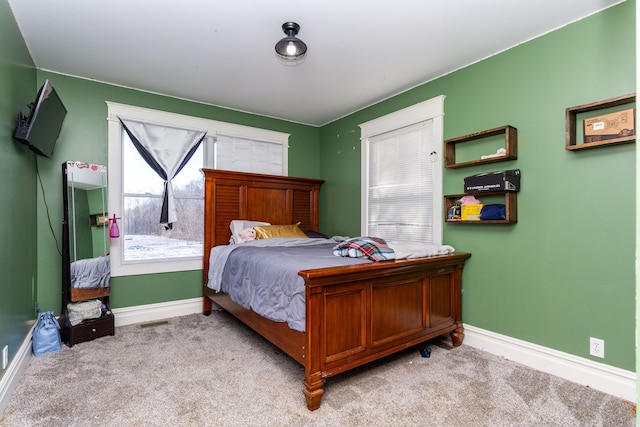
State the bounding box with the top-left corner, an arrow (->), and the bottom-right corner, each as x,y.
367,121 -> 435,243
214,134 -> 283,175
360,95 -> 445,245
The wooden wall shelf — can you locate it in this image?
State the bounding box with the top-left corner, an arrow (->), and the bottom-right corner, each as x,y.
444,192 -> 517,224
566,93 -> 636,151
444,125 -> 517,168
89,212 -> 108,227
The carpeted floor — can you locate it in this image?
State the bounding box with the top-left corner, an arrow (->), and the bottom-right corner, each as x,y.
1,311 -> 636,426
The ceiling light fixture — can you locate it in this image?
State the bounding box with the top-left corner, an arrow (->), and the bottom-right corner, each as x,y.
275,22 -> 307,65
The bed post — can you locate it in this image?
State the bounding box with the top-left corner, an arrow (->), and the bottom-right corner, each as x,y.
203,295 -> 212,316
451,326 -> 464,346
303,375 -> 325,411
303,284 -> 325,410
450,261 -> 466,346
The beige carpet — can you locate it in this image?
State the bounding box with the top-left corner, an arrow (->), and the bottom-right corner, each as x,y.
1,311 -> 636,427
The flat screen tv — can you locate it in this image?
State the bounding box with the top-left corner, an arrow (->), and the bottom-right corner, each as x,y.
14,79 -> 67,158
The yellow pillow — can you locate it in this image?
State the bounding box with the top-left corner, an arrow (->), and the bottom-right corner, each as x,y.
254,223 -> 308,239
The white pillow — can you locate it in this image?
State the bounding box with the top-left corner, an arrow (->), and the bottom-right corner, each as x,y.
229,220 -> 270,244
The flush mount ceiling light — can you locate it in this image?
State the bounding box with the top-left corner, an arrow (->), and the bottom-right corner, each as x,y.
275,22 -> 307,65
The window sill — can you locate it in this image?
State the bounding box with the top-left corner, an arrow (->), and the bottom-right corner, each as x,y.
110,255 -> 202,277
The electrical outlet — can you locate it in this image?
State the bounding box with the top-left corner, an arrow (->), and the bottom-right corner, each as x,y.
2,345 -> 8,370
590,337 -> 605,358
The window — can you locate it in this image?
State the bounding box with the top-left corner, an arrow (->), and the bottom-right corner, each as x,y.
122,133 -> 204,262
359,96 -> 445,245
107,102 -> 289,276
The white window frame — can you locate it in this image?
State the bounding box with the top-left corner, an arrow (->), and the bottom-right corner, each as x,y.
359,95 -> 445,244
106,101 -> 289,276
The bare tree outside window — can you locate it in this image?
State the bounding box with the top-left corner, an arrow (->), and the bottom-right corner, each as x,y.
122,132 -> 203,261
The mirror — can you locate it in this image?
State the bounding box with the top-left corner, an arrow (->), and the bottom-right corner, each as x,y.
62,161 -> 110,303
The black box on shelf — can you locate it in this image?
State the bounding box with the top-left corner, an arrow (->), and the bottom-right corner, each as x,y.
464,169 -> 520,193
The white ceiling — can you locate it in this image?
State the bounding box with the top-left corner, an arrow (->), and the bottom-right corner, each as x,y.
8,0 -> 624,126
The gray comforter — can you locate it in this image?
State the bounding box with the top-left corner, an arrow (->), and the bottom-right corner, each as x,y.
208,238 -> 370,332
70,255 -> 110,289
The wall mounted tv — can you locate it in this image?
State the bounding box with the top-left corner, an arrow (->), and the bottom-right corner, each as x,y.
14,79 -> 67,158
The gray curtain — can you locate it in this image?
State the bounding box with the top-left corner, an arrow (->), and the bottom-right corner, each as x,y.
119,118 -> 206,229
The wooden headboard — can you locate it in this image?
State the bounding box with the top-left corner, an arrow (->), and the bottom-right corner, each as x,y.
202,168 -> 324,249
201,168 -> 323,314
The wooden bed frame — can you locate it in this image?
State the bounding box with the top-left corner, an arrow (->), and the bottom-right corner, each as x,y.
202,169 -> 471,410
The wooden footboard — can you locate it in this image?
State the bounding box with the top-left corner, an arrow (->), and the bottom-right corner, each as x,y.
205,252 -> 470,410
299,252 -> 470,410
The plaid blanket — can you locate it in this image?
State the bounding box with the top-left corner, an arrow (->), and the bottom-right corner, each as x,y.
332,236 -> 396,261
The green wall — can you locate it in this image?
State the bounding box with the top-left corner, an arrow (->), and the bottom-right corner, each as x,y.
33,72 -> 322,315
87,188 -> 108,258
67,187 -> 108,261
0,0 -> 37,380
320,1 -> 635,371
70,188 -> 92,260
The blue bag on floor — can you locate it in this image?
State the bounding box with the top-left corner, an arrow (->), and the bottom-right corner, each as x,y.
32,311 -> 61,356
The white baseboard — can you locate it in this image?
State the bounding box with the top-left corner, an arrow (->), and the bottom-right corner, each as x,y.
112,297 -> 203,327
463,324 -> 636,402
0,327 -> 33,417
